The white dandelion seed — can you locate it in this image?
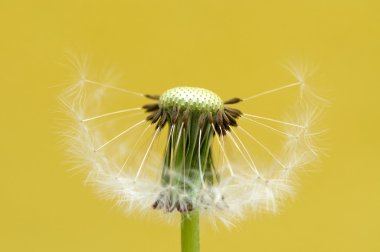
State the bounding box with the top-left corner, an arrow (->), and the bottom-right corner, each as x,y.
59,58 -> 326,251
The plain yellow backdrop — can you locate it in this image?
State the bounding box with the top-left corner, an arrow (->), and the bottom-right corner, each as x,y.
1,0 -> 379,251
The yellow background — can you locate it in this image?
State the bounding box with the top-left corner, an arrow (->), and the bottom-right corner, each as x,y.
1,0 -> 379,251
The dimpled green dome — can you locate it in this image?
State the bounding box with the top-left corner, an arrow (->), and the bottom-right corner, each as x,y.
159,87 -> 223,113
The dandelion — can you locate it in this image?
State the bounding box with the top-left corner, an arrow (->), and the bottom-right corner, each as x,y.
60,57 -> 325,252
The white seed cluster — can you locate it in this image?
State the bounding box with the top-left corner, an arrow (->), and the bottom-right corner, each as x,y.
159,87 -> 224,113
61,61 -> 325,226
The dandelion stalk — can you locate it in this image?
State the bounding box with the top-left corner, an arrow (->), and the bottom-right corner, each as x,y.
181,211 -> 200,252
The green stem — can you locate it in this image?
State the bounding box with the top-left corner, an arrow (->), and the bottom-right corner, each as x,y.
181,211 -> 200,252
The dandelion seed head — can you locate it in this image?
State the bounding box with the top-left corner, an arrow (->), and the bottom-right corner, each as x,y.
60,58 -> 325,226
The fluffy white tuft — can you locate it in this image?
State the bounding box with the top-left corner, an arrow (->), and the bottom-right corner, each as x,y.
59,59 -> 326,226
